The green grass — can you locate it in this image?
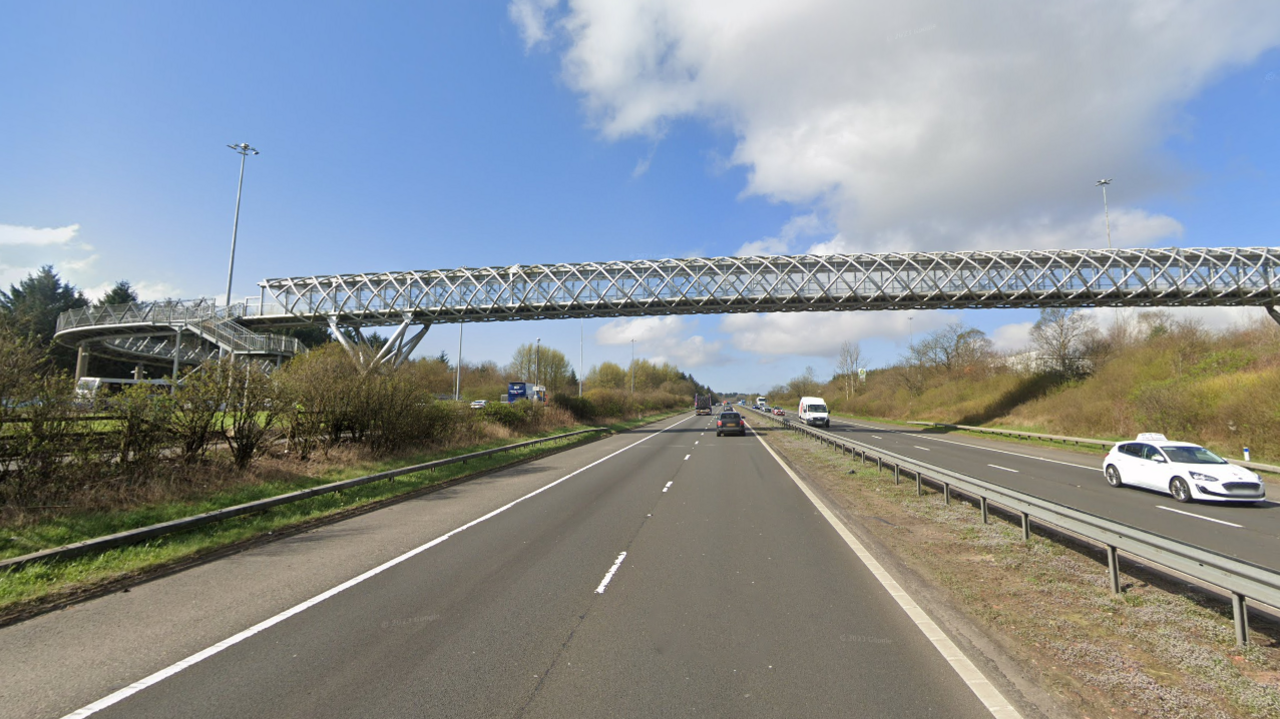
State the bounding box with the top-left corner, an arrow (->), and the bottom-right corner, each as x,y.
0,409 -> 684,614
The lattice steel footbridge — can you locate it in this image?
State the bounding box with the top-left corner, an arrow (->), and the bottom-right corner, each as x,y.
55,246 -> 1280,372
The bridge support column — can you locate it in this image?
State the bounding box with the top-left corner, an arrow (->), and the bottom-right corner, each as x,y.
329,316 -> 430,372
75,345 -> 90,381
1267,305 -> 1280,328
172,328 -> 182,382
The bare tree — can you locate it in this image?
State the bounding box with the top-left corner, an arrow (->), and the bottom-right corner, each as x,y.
1029,308 -> 1095,375
909,322 -> 993,372
836,340 -> 862,400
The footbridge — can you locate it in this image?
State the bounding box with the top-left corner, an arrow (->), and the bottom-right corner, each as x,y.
55,246 -> 1280,373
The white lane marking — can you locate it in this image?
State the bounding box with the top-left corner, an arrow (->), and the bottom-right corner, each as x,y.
835,418 -> 1098,471
60,416 -> 694,719
1156,505 -> 1243,528
663,481 -> 673,493
913,446 -> 931,451
748,426 -> 1022,719
684,454 -> 691,460
872,435 -> 883,439
988,464 -> 1020,474
594,551 -> 627,594
695,441 -> 699,445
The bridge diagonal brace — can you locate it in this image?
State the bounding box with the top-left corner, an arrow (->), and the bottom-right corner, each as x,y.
392,324 -> 431,368
1267,305 -> 1280,328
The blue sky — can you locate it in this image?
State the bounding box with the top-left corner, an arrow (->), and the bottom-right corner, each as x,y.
3,2 -> 1280,393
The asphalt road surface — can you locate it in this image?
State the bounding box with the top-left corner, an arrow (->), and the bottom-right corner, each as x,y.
786,411 -> 1280,571
1,413 -> 1014,719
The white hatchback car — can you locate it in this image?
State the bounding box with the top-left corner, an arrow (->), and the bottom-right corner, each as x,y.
1103,434 -> 1267,504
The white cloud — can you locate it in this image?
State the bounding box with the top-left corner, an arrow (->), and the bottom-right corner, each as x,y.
0,223 -> 95,289
596,315 -> 729,367
807,208 -> 1183,254
990,321 -> 1034,353
735,213 -> 824,255
515,1 -> 1280,251
720,310 -> 957,357
510,0 -> 562,49
0,223 -> 81,247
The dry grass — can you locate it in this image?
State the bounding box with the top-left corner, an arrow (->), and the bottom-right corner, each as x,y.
758,424 -> 1280,719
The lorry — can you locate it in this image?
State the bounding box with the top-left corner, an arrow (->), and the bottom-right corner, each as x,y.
798,396 -> 830,428
755,396 -> 768,409
507,382 -> 546,404
695,394 -> 713,415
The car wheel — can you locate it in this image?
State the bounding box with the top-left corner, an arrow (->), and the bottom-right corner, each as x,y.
1170,477 -> 1192,503
716,431 -> 722,437
1105,465 -> 1123,488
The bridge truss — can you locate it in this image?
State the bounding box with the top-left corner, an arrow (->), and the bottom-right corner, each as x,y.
259,247 -> 1280,326
56,247 -> 1280,373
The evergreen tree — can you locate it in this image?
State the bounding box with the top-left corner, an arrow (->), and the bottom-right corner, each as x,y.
0,265 -> 89,372
97,280 -> 140,306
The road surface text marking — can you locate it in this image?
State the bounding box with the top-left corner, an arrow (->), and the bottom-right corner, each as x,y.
594,551 -> 627,594
59,415 -> 694,719
749,425 -> 1022,719
1156,506 -> 1243,528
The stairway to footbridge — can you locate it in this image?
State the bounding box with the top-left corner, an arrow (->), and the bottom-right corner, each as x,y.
55,246 -> 1280,377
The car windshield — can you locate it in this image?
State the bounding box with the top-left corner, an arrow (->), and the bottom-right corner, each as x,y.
806,404 -> 827,413
1161,445 -> 1228,465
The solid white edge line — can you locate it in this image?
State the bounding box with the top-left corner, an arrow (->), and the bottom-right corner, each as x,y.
748,425 -> 1022,719
988,464 -> 1020,474
1156,505 -> 1244,528
60,414 -> 695,719
594,551 -> 628,594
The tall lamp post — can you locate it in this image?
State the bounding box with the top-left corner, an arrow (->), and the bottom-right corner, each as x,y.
579,318 -> 584,398
535,337 -> 541,391
630,338 -> 635,394
1096,178 -> 1113,249
225,143 -> 259,309
454,323 -> 463,401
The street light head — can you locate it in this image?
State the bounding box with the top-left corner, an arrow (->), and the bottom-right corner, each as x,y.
1096,178 -> 1112,186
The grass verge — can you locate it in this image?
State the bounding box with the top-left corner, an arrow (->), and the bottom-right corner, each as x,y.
756,421 -> 1280,719
0,410 -> 683,623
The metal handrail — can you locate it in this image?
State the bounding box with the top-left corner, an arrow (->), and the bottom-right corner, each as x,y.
56,300 -> 301,357
746,407 -> 1278,644
0,427 -> 608,572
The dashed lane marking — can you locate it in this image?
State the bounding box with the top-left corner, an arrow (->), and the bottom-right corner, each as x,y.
1156,505 -> 1243,528
59,415 -> 695,718
594,551 -> 627,594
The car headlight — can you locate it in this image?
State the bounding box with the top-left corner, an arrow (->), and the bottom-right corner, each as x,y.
1189,471 -> 1219,483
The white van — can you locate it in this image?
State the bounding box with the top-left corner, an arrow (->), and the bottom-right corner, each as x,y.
798,396 -> 830,428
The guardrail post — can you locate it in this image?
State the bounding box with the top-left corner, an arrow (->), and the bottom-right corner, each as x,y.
980,496 -> 989,524
877,456 -> 882,472
1106,545 -> 1120,594
915,472 -> 922,496
893,464 -> 900,485
943,483 -> 951,505
1233,593 -> 1250,646
1021,512 -> 1031,541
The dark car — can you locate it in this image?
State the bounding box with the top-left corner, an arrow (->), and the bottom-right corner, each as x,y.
716,411 -> 746,437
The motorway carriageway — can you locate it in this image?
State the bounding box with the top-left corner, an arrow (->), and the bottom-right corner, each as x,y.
812,413 -> 1280,571
1,413 -> 1017,719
